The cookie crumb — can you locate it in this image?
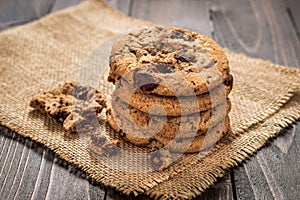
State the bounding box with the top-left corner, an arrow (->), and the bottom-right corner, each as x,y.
89,133 -> 120,157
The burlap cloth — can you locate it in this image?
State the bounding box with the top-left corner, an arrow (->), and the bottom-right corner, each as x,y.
0,0 -> 299,199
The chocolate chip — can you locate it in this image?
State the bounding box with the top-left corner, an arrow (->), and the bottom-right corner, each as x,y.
120,131 -> 126,137
157,27 -> 163,31
74,85 -> 90,100
170,30 -> 184,39
140,83 -> 159,92
185,69 -> 193,73
107,76 -> 116,84
134,72 -> 159,92
224,74 -> 233,90
175,51 -> 196,63
52,112 -> 64,122
203,60 -> 216,68
155,63 -> 175,74
129,48 -> 137,55
151,51 -> 157,56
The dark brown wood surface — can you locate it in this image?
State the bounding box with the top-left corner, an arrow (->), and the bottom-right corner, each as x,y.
0,0 -> 299,199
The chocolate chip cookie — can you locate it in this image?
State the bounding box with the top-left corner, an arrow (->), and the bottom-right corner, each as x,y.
113,79 -> 231,116
109,26 -> 232,97
108,96 -> 231,140
107,107 -> 230,153
30,82 -> 106,133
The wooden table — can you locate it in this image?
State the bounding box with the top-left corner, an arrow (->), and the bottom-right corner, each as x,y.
0,0 -> 299,199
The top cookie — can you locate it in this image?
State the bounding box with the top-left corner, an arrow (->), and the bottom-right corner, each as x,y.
109,26 -> 231,96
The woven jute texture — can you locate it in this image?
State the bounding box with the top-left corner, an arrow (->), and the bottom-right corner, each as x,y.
0,0 -> 300,199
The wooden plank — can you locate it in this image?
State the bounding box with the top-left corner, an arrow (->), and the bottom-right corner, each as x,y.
105,174 -> 234,200
211,0 -> 300,66
0,0 -> 56,31
210,0 -> 300,199
0,0 -> 86,31
44,157 -> 91,200
286,0 -> 300,40
131,0 -> 212,36
233,124 -> 300,200
195,173 -> 234,200
0,127 -> 106,200
50,0 -> 86,12
105,0 -> 132,15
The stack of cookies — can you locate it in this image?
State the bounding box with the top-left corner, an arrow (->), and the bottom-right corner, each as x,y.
106,27 -> 233,153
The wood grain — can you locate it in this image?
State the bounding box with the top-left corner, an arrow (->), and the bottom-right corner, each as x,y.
210,0 -> 300,199
50,0 -> 86,12
131,0 -> 211,36
286,0 -> 300,40
0,127 -> 106,200
105,0 -> 132,15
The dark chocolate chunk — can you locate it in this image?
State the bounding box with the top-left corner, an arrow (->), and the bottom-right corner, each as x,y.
134,72 -> 159,92
203,60 -> 216,68
151,51 -> 157,56
170,30 -> 184,39
74,85 -> 90,100
175,51 -> 196,63
140,83 -> 159,92
185,69 -> 193,73
129,48 -> 137,55
224,74 -> 233,90
155,63 -> 175,74
52,111 -> 68,122
120,131 -> 126,137
107,76 -> 116,84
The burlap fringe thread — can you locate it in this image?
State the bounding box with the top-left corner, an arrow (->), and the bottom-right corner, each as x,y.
0,0 -> 299,199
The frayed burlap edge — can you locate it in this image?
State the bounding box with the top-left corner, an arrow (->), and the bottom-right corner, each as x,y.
146,92 -> 300,199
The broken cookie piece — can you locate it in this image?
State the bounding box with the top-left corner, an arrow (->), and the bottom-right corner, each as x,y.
148,149 -> 172,171
88,132 -> 120,157
30,82 -> 106,133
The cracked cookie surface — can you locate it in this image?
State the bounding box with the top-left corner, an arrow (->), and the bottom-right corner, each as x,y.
109,26 -> 232,97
